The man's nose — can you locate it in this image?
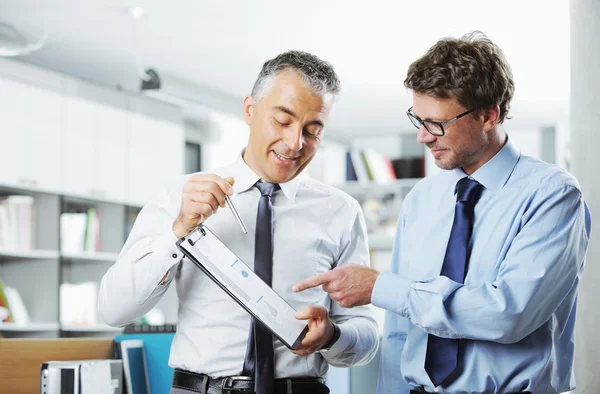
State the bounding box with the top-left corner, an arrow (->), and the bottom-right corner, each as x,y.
416,124 -> 437,145
283,126 -> 304,151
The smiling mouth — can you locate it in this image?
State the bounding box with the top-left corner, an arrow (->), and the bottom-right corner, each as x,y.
274,151 -> 299,160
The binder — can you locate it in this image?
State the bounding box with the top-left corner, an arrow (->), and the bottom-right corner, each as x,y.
40,361 -> 79,394
176,224 -> 308,350
115,333 -> 175,394
114,339 -> 151,394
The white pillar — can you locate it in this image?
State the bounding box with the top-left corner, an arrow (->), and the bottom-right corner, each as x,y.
570,0 -> 600,392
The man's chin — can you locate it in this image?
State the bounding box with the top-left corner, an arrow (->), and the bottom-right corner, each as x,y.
265,168 -> 299,184
435,159 -> 459,171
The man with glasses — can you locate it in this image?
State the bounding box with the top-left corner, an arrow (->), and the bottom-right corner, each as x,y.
294,32 -> 591,393
406,107 -> 472,137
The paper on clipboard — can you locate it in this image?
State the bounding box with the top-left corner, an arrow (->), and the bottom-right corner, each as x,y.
176,225 -> 308,350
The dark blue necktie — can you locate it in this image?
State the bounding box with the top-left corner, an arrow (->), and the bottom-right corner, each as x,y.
242,180 -> 278,394
425,177 -> 484,386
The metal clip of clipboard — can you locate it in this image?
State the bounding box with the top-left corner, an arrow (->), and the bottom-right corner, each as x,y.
176,224 -> 308,350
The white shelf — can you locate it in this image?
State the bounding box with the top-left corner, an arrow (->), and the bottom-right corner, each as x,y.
0,249 -> 119,262
0,248 -> 60,260
60,324 -> 123,332
0,322 -> 59,331
61,251 -> 119,262
339,178 -> 422,197
0,182 -> 142,208
368,233 -> 395,251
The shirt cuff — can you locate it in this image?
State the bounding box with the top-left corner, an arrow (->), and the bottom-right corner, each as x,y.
371,271 -> 411,316
318,322 -> 353,358
149,230 -> 184,287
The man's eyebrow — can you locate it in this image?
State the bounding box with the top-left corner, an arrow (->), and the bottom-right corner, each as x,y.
273,106 -> 296,117
412,109 -> 441,123
273,106 -> 324,127
306,119 -> 324,128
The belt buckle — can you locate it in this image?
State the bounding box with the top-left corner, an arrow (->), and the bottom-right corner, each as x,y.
221,375 -> 254,392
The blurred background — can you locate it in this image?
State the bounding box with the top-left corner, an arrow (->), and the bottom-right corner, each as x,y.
0,0 -> 597,393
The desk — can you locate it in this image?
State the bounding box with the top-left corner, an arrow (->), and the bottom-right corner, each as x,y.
0,337 -> 114,394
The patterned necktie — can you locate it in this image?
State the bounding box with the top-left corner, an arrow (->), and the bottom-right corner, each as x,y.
242,180 -> 279,394
425,177 -> 484,386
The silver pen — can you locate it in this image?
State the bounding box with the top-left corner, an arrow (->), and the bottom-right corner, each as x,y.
225,195 -> 248,234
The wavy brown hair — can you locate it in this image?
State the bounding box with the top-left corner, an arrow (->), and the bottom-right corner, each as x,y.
405,31 -> 515,124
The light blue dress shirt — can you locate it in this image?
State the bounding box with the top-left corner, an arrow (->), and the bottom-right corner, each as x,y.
372,138 -> 592,394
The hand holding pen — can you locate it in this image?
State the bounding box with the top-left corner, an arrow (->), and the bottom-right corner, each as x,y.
172,174 -> 238,239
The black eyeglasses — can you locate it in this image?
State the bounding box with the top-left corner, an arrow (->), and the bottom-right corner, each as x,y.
406,107 -> 473,136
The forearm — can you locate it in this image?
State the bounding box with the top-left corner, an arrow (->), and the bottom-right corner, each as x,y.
320,309 -> 380,367
374,183 -> 590,344
373,261 -> 582,344
98,230 -> 182,327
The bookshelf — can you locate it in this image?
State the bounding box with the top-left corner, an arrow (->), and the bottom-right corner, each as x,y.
307,133 -> 425,253
318,140 -> 423,251
60,324 -> 123,332
0,249 -> 60,260
0,186 -> 120,338
61,251 -> 121,263
0,322 -> 59,331
0,184 -> 181,339
0,322 -> 60,338
60,324 -> 125,338
0,58 -> 187,339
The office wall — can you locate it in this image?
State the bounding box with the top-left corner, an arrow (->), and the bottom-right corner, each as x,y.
571,0 -> 600,392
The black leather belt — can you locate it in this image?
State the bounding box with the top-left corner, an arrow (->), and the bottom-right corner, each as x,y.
172,369 -> 329,394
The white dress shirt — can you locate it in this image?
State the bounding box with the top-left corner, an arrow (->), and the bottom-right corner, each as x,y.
98,153 -> 379,378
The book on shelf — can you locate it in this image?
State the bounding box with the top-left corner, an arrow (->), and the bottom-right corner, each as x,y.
307,141 -> 424,186
308,146 -> 390,184
390,157 -> 425,179
60,281 -> 98,327
0,195 -> 35,250
362,150 -> 397,184
0,280 -> 30,325
60,208 -> 100,253
3,286 -> 30,325
0,279 -> 13,323
349,149 -> 371,183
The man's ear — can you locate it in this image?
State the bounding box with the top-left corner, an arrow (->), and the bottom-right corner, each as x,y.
243,95 -> 255,126
482,105 -> 501,132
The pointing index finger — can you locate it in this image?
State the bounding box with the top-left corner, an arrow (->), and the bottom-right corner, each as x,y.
292,271 -> 335,292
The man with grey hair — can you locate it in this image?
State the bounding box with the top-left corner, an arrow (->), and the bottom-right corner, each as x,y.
99,50 -> 379,394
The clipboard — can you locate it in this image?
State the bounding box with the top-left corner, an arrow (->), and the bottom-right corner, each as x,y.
176,224 -> 308,350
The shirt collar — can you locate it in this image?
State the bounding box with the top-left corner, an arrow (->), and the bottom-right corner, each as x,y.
469,136 -> 521,192
448,136 -> 521,193
229,149 -> 304,202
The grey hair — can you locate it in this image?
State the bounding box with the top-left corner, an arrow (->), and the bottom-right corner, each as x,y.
251,50 -> 341,102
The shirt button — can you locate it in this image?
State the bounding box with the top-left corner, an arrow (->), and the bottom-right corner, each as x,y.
172,253 -> 178,259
